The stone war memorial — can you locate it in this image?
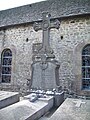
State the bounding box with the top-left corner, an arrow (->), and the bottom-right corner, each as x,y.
0,0 -> 90,120
31,12 -> 60,90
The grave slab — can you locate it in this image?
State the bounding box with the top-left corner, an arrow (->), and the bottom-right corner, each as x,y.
0,95 -> 53,120
49,98 -> 90,120
0,91 -> 19,109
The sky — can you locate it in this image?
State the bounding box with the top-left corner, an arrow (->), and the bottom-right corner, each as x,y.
0,0 -> 46,11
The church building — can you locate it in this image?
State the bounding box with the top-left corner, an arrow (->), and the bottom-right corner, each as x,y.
0,0 -> 90,96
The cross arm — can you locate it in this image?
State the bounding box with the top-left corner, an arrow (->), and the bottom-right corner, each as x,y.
73,100 -> 86,107
50,19 -> 60,29
33,22 -> 42,31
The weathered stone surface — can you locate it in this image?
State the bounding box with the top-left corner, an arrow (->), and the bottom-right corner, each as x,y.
0,16 -> 90,95
54,92 -> 64,107
0,95 -> 54,120
33,12 -> 60,55
0,91 -> 19,109
49,98 -> 90,120
0,6 -> 90,96
31,61 -> 60,90
31,12 -> 60,91
29,89 -> 64,107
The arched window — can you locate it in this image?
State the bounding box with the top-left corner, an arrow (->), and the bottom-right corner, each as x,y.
1,49 -> 12,83
82,45 -> 90,89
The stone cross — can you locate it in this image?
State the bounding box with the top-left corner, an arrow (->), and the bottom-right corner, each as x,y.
73,100 -> 86,107
33,12 -> 60,53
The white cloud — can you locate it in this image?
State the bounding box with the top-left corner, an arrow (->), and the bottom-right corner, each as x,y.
0,0 -> 46,11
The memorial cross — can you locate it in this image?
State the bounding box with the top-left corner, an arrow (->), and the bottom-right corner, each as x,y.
33,12 -> 60,53
73,100 -> 86,107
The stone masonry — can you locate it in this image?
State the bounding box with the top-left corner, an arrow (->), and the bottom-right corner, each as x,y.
0,15 -> 90,96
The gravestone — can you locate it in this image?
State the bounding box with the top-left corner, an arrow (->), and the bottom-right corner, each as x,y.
0,95 -> 54,120
49,98 -> 90,120
31,12 -> 60,90
0,91 -> 19,109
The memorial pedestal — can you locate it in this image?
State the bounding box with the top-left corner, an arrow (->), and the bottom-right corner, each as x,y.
31,61 -> 60,90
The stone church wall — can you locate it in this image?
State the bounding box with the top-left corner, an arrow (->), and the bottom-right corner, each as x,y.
0,15 -> 90,95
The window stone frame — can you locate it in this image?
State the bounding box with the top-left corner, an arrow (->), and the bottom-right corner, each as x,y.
1,48 -> 12,83
0,45 -> 16,86
74,40 -> 90,96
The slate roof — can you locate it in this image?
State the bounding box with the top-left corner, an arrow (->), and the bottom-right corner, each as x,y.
0,0 -> 90,28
